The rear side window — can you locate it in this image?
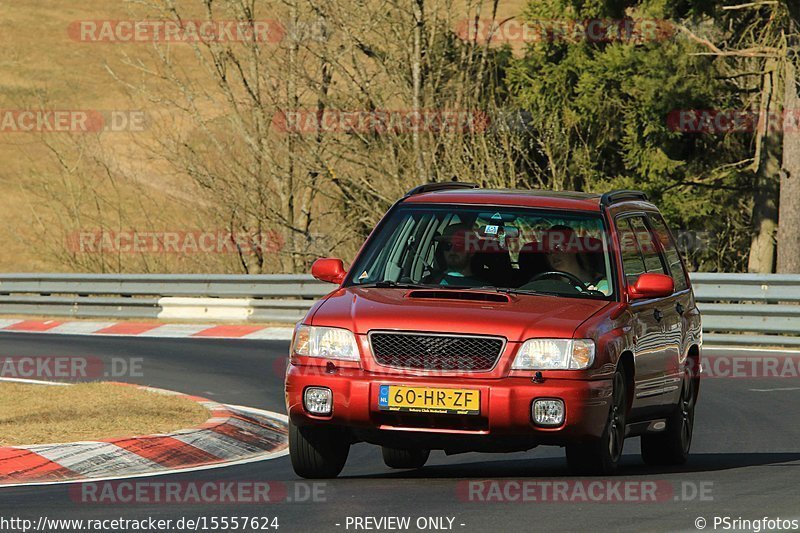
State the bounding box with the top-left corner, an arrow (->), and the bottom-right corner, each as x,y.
647,215 -> 689,292
628,216 -> 667,276
618,218 -> 646,285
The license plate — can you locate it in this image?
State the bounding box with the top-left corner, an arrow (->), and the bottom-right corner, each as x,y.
378,385 -> 480,415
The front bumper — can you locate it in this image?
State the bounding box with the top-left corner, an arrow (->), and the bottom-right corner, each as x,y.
285,364 -> 612,451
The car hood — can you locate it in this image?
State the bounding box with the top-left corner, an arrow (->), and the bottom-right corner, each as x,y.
309,287 -> 612,342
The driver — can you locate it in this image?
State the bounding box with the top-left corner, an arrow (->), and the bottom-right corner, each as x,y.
430,224 -> 482,286
541,226 -> 609,295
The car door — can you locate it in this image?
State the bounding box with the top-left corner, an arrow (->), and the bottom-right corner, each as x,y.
646,213 -> 693,406
630,214 -> 681,412
617,216 -> 665,416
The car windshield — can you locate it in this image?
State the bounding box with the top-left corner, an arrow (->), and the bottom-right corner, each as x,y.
347,204 -> 615,300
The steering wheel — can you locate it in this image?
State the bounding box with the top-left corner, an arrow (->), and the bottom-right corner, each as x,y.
527,271 -> 589,292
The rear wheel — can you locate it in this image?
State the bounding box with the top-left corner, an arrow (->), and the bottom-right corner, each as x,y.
382,447 -> 430,469
289,421 -> 350,479
566,367 -> 627,475
641,371 -> 695,466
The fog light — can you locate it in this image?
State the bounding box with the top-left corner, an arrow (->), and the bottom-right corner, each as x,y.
532,399 -> 564,427
304,387 -> 333,415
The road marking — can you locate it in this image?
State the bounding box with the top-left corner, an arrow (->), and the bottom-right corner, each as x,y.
136,324 -> 210,337
0,319 -> 294,340
0,379 -> 289,489
0,376 -> 71,386
0,444 -> 289,489
27,442 -> 166,476
705,346 -> 800,354
748,387 -> 800,392
47,322 -> 116,335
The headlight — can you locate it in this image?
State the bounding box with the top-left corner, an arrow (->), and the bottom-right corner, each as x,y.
292,325 -> 360,361
511,339 -> 595,370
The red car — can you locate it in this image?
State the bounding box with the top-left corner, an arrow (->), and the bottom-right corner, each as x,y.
285,184 -> 702,478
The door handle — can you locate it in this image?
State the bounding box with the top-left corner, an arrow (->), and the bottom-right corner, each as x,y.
653,308 -> 663,322
676,302 -> 685,315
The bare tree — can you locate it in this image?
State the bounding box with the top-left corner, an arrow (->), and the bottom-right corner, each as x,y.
21,0 -> 536,273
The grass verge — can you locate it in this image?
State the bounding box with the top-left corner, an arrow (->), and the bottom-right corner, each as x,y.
0,382 -> 210,446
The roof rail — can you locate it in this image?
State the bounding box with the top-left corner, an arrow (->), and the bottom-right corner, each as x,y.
600,189 -> 649,207
404,181 -> 479,197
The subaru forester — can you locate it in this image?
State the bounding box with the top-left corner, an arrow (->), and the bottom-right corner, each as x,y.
285,183 -> 702,478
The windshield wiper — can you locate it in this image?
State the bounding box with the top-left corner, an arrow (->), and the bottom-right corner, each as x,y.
464,286 -> 598,299
462,286 -> 541,296
355,280 -> 431,289
356,282 -> 604,299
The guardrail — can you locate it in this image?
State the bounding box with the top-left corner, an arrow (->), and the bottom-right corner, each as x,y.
691,273 -> 800,346
0,273 -> 798,346
0,274 -> 329,323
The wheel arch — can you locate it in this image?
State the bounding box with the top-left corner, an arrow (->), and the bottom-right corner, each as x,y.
686,343 -> 701,398
616,350 -> 635,412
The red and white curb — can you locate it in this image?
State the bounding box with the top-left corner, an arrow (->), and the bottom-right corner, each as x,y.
0,380 -> 289,487
0,319 -> 293,340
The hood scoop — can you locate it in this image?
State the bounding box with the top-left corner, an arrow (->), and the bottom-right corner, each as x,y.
406,289 -> 510,303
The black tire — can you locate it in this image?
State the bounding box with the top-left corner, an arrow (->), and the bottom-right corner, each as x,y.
381,447 -> 430,469
641,371 -> 695,466
566,367 -> 628,475
289,421 -> 350,479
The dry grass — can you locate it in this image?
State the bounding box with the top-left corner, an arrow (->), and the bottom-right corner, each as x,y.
0,0 -> 529,272
0,382 -> 210,446
0,1 -> 205,272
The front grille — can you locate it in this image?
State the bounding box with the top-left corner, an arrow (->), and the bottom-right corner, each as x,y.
369,332 -> 504,371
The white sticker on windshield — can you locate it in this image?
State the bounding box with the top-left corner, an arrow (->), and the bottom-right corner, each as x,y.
491,212 -> 502,220
358,270 -> 369,279
484,225 -> 499,235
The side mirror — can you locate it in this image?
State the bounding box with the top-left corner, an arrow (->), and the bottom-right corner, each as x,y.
629,273 -> 674,300
311,258 -> 347,284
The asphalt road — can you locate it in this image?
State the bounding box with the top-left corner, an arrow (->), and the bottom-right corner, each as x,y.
1,332 -> 800,532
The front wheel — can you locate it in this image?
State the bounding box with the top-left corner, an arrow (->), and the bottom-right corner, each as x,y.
289,421 -> 350,479
641,371 -> 695,466
566,367 -> 627,475
382,447 -> 430,469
